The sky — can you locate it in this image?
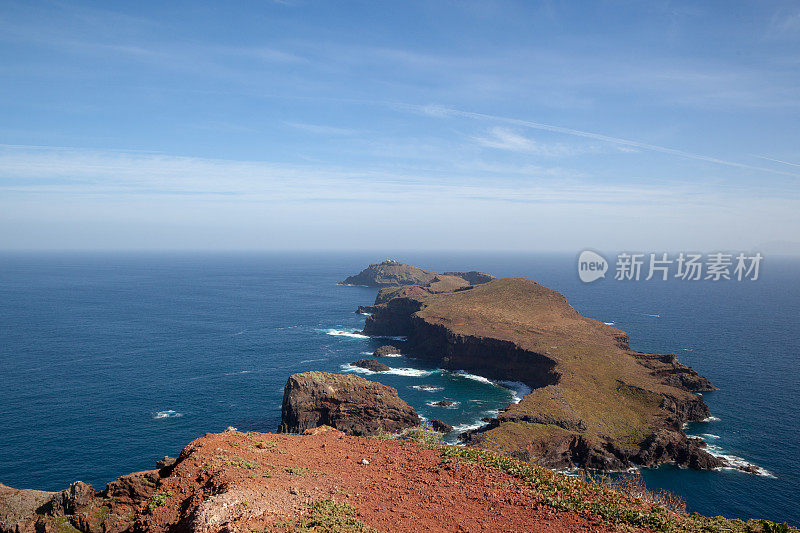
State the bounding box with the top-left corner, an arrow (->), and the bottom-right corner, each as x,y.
1,0 -> 799,252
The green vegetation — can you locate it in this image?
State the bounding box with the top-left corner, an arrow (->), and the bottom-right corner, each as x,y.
374,276 -> 710,462
438,445 -> 795,533
213,454 -> 260,469
48,516 -> 80,533
147,491 -> 173,511
267,500 -> 377,532
285,466 -> 322,477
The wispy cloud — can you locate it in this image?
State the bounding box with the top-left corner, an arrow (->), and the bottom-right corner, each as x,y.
474,127 -> 602,157
410,104 -> 800,177
752,155 -> 800,168
284,122 -> 359,136
1,144 -> 794,205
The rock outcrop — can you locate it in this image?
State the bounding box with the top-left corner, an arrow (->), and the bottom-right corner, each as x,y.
340,260 -> 494,288
430,420 -> 454,433
347,267 -> 724,473
278,371 -> 419,436
373,344 -> 402,357
351,358 -> 391,372
0,466 -> 164,533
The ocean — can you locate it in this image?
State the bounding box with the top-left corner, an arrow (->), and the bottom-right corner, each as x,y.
0,252 -> 797,525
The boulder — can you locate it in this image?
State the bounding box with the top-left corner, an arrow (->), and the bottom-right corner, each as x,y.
430,420 -> 454,433
373,345 -> 402,357
279,371 -> 419,436
351,359 -> 391,372
432,400 -> 454,407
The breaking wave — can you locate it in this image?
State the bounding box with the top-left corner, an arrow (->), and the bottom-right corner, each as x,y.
705,444 -> 775,477
497,380 -> 532,404
450,420 -> 490,434
341,364 -> 434,377
412,385 -> 443,392
324,329 -> 368,339
426,400 -> 461,409
450,370 -> 494,385
152,410 -> 182,419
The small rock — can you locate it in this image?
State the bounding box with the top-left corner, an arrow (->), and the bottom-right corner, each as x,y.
351,359 -> 391,372
224,426 -> 238,433
360,459 -> 369,465
290,487 -> 299,495
156,456 -> 176,470
373,345 -> 402,357
430,419 -> 454,433
432,400 -> 454,407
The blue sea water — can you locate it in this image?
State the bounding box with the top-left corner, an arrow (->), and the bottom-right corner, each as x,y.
0,252 -> 797,525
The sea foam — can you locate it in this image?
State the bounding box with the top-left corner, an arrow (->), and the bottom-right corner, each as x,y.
341,363 -> 433,377
153,410 -> 182,419
324,329 -> 369,339
426,400 -> 461,409
412,385 -> 443,392
497,380 -> 532,403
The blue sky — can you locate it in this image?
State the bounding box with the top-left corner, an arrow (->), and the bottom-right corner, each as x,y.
1,0 -> 799,251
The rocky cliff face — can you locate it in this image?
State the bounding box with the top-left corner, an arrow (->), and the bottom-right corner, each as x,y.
357,274 -> 724,472
0,460 -> 173,533
278,371 -> 419,436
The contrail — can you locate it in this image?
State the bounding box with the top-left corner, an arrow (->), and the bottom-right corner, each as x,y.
752,155 -> 800,168
405,104 -> 800,177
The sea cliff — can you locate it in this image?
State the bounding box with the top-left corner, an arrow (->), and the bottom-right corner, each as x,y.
355,267 -> 723,472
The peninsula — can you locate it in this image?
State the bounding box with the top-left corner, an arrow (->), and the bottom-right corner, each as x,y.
344,261 -> 722,471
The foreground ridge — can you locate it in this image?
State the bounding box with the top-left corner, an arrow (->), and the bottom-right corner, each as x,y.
0,430 -> 793,532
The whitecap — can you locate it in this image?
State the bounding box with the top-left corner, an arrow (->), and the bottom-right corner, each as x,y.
388,368 -> 434,377
299,358 -> 326,364
426,400 -> 461,409
645,314 -> 661,317
451,420 -> 489,433
412,385 -> 443,392
153,410 -> 182,419
497,380 -> 532,404
324,329 -> 368,339
705,444 -> 774,477
703,416 -> 721,422
604,321 -> 615,326
357,311 -> 372,316
364,350 -> 401,358
224,370 -> 252,376
700,433 -> 720,439
341,363 -> 433,377
451,370 -> 496,386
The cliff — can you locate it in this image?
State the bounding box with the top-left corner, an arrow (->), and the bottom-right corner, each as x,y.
1,431 -> 792,533
278,371 -> 419,435
340,260 -> 494,288
359,274 -> 724,472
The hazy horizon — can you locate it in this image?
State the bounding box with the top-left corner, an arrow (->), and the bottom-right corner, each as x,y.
1,1 -> 799,252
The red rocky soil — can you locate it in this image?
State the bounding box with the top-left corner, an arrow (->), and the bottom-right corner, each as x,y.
139,428 -> 617,532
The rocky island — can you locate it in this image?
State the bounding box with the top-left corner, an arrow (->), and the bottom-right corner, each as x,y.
344,262 -> 723,472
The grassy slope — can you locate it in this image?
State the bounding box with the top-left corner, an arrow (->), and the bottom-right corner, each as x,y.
408,278 -> 698,454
